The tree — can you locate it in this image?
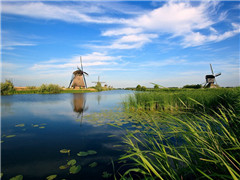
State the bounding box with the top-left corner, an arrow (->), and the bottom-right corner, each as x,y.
1,80 -> 15,95
154,84 -> 159,89
136,85 -> 142,91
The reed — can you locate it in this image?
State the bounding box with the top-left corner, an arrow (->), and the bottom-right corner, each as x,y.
119,108 -> 240,179
123,87 -> 240,114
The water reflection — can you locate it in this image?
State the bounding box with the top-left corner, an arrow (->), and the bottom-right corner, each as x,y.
72,93 -> 88,123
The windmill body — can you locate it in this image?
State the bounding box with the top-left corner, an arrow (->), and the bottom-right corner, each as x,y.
204,64 -> 221,88
68,57 -> 88,89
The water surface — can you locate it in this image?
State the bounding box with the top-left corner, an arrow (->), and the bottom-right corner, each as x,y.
1,90 -> 133,180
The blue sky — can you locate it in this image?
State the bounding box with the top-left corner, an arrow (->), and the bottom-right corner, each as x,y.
1,0 -> 239,88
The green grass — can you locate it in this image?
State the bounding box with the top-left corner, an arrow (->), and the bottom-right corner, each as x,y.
118,87 -> 240,179
119,108 -> 240,179
124,87 -> 240,114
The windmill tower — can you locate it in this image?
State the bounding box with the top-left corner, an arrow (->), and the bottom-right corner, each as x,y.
204,64 -> 221,88
68,56 -> 88,89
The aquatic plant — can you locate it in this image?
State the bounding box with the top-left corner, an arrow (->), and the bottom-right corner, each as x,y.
118,107 -> 240,179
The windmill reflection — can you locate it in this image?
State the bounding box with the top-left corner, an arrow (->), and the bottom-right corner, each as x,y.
72,93 -> 88,125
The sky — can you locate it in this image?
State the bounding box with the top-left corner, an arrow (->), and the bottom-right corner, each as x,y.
1,0 -> 240,88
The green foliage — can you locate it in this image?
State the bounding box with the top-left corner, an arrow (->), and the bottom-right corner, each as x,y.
136,85 -> 147,91
183,84 -> 202,89
38,84 -> 62,94
154,84 -> 159,89
1,80 -> 15,95
95,82 -> 103,91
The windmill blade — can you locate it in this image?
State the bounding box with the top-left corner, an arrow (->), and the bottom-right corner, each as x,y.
210,64 -> 214,75
83,73 -> 87,88
68,74 -> 75,88
80,56 -> 84,71
215,72 -> 221,77
83,71 -> 88,76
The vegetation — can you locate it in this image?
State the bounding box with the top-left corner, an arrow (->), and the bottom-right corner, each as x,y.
136,85 -> 147,91
183,84 -> 202,89
124,87 -> 240,114
38,84 -> 62,94
94,82 -> 103,91
119,87 -> 240,179
1,80 -> 15,95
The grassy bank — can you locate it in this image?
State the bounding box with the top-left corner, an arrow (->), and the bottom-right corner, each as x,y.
118,87 -> 240,179
124,87 -> 240,114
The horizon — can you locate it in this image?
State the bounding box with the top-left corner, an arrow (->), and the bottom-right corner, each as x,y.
1,1 -> 240,88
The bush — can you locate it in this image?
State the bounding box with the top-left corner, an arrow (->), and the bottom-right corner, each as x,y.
1,80 -> 15,95
38,84 -> 62,94
183,84 -> 202,89
154,84 -> 159,89
94,82 -> 103,91
136,85 -> 142,91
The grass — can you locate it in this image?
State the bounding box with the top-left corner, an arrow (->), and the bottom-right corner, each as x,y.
123,87 -> 240,114
118,87 -> 240,179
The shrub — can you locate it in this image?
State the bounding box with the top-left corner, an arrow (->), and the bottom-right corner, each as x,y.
154,84 -> 159,89
1,80 -> 15,95
136,85 -> 142,91
38,84 -> 62,94
95,82 -> 103,91
183,84 -> 202,89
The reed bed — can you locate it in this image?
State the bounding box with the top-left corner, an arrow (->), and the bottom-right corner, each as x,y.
123,87 -> 240,113
119,87 -> 240,179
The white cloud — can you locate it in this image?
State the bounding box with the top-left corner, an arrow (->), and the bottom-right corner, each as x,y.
30,52 -> 121,70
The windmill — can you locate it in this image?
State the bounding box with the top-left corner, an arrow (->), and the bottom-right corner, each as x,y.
72,93 -> 88,126
204,64 -> 221,88
92,76 -> 105,86
68,56 -> 88,89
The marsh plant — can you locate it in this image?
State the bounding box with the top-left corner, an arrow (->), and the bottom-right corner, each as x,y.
117,87 -> 240,179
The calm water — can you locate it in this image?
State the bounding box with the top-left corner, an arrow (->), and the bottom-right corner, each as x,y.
1,90 -> 133,180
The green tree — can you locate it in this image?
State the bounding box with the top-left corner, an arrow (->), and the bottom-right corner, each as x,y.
95,82 -> 103,91
136,85 -> 142,91
154,84 -> 159,89
1,80 -> 15,95
141,86 -> 147,91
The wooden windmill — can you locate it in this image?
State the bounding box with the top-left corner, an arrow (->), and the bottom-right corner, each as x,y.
204,64 -> 221,88
68,56 -> 88,89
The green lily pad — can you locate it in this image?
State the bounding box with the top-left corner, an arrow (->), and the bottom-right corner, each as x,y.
60,149 -> 70,154
87,150 -> 97,155
9,175 -> 23,180
69,165 -> 81,174
15,124 -> 25,127
113,145 -> 122,148
67,159 -> 76,166
32,124 -> 39,127
40,123 -> 47,125
46,174 -> 57,180
89,162 -> 98,168
39,126 -> 45,129
108,135 -> 116,137
102,171 -> 112,178
59,164 -> 69,170
6,135 -> 16,138
1,141 -> 4,143
77,151 -> 88,156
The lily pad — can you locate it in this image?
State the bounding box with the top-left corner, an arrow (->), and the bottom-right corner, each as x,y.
102,171 -> 112,178
77,151 -> 88,156
67,159 -> 76,166
32,124 -> 39,127
46,174 -> 57,180
59,164 -> 69,170
9,175 -> 23,180
1,141 -> 4,143
89,162 -> 98,168
6,135 -> 16,138
39,126 -> 45,129
69,165 -> 81,174
60,149 -> 70,154
15,124 -> 25,127
87,150 -> 97,155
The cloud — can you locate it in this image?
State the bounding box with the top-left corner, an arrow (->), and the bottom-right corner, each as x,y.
2,2 -> 127,24
30,52 -> 121,70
